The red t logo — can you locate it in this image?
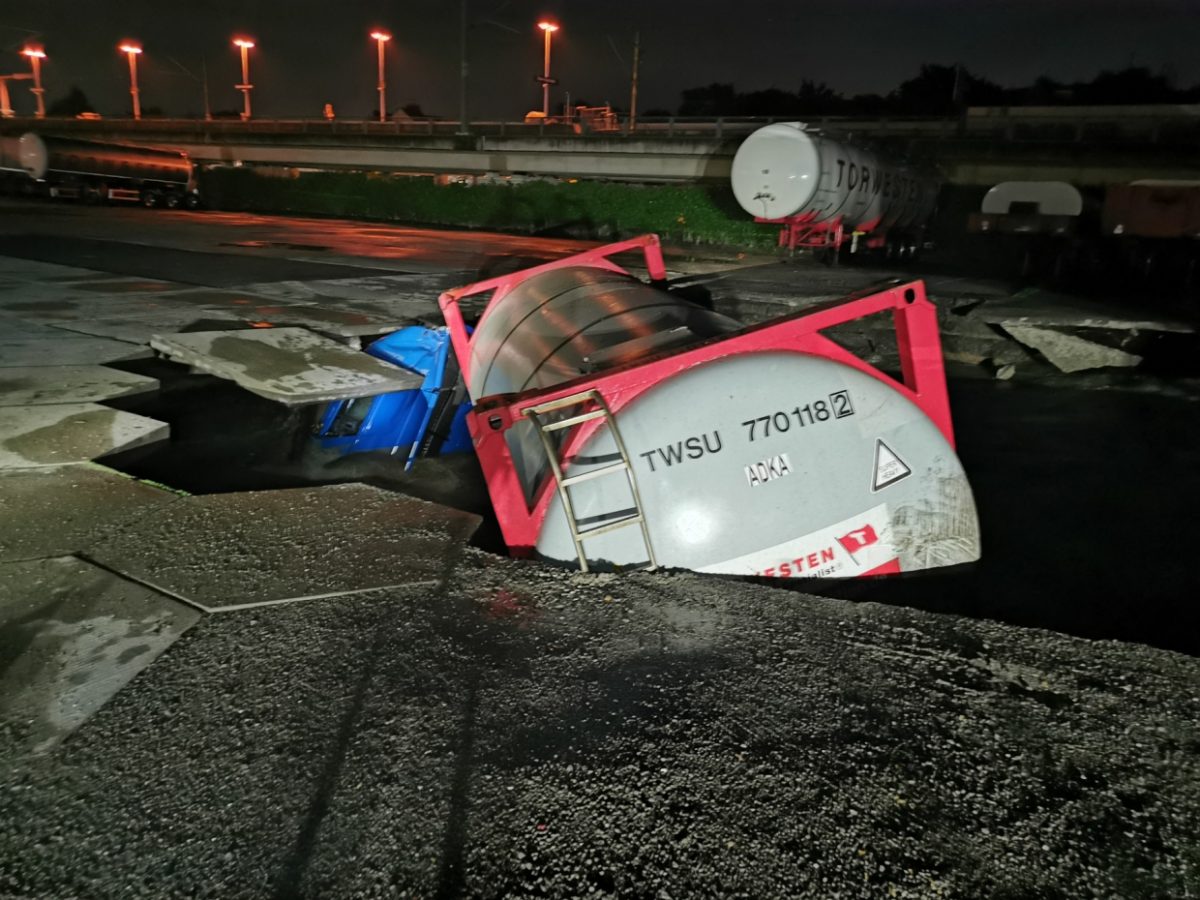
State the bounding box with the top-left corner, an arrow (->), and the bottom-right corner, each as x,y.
837,524 -> 879,554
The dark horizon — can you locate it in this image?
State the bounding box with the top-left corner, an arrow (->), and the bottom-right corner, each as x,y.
3,0 -> 1198,120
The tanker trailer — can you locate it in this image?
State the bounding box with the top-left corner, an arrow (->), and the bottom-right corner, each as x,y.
0,135 -> 32,194
0,135 -> 22,174
440,234 -> 979,578
731,122 -> 937,256
17,133 -> 199,208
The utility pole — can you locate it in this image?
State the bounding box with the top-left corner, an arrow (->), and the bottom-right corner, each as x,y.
371,30 -> 391,122
233,38 -> 255,120
629,31 -> 640,133
202,57 -> 212,120
537,21 -> 558,117
458,0 -> 469,133
120,43 -> 143,120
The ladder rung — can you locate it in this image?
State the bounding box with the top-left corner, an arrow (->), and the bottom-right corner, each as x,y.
578,513 -> 644,540
525,392 -> 601,415
536,409 -> 607,432
561,461 -> 630,487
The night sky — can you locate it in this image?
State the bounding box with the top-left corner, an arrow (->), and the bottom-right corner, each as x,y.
3,0 -> 1197,120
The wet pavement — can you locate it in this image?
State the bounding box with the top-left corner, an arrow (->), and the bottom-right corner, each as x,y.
0,555 -> 200,756
0,464 -> 183,563
0,403 -> 169,469
5,554 -> 1200,898
0,365 -> 157,407
0,199 -> 1198,898
86,484 -> 481,611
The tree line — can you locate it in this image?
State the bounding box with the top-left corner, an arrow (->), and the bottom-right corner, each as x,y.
661,65 -> 1199,118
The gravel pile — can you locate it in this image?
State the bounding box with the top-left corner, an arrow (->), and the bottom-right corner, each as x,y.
3,548 -> 1199,898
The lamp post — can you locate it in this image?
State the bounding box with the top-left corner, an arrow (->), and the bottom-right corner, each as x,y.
232,37 -> 255,120
370,30 -> 391,122
537,21 -> 558,117
119,43 -> 143,120
21,46 -> 46,118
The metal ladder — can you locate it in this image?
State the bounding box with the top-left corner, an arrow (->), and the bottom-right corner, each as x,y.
524,389 -> 657,574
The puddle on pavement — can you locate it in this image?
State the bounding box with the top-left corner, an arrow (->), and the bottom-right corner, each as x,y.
72,281 -> 181,293
219,241 -> 330,251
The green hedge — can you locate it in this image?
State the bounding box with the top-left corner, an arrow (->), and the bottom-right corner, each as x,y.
198,168 -> 774,249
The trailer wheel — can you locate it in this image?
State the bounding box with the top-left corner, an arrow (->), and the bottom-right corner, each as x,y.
140,189 -> 161,208
164,193 -> 182,209
82,184 -> 105,205
184,193 -> 202,210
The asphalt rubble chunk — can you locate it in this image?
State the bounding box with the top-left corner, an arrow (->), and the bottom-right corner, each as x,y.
2,548 -> 1198,899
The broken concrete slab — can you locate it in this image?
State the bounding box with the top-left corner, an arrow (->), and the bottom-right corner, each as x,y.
88,484 -> 481,610
49,310 -> 244,345
0,555 -> 200,757
237,272 -> 460,303
0,365 -> 158,407
978,288 -> 1194,334
942,333 -> 1033,368
0,289 -> 247,329
999,324 -> 1143,373
0,464 -> 183,563
0,285 -> 186,323
0,257 -> 106,281
161,288 -> 304,310
149,327 -> 423,405
0,403 -> 168,470
0,336 -> 151,368
233,273 -> 459,320
0,315 -> 80,339
224,305 -> 417,339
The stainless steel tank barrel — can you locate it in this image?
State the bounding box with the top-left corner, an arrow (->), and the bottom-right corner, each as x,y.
464,264 -> 739,504
17,133 -> 192,185
464,265 -> 738,400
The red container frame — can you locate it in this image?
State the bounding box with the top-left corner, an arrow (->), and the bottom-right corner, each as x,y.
439,234 -> 954,558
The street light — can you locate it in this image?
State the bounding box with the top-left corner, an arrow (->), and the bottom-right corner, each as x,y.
537,21 -> 558,118
370,30 -> 391,123
232,37 -> 255,120
119,42 -> 143,120
21,46 -> 46,118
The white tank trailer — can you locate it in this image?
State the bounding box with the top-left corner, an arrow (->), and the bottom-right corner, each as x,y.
441,235 -> 980,579
731,122 -> 938,252
0,135 -> 21,173
12,133 -> 198,207
968,181 -> 1085,236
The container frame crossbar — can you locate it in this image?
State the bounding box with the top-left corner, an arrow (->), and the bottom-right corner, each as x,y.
438,234 -> 953,561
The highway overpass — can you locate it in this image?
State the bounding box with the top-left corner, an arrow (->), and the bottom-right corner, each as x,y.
2,105 -> 1198,186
